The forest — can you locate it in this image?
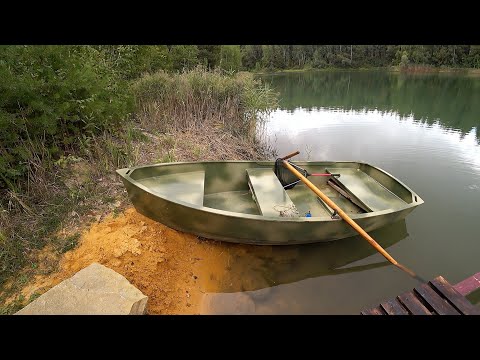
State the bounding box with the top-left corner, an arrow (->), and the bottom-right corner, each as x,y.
242,45 -> 480,70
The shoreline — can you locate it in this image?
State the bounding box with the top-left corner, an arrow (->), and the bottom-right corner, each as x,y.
254,66 -> 480,76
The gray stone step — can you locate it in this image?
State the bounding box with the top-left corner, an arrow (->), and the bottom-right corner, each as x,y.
16,263 -> 148,315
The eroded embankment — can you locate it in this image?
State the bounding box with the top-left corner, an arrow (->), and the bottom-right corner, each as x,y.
17,207 -> 241,314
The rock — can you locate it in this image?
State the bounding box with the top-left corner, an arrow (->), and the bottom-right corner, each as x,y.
15,263 -> 148,315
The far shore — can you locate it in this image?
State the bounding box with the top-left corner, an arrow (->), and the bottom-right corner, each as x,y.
254,66 -> 480,76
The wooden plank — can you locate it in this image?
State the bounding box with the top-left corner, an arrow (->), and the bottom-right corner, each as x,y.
414,283 -> 461,315
380,298 -> 409,315
453,272 -> 480,296
361,306 -> 386,315
430,276 -> 480,315
397,292 -> 432,315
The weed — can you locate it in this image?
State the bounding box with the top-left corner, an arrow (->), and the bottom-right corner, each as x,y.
59,233 -> 81,254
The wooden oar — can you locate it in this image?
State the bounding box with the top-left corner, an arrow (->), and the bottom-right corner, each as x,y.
281,154 -> 424,282
281,151 -> 301,160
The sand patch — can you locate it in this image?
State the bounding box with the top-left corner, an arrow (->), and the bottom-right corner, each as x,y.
19,207 -> 238,314
16,206 -> 311,314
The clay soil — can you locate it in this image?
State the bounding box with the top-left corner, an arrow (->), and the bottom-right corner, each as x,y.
18,207 -> 240,314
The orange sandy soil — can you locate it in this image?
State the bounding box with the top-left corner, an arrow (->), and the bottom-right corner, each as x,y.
16,207 -> 248,314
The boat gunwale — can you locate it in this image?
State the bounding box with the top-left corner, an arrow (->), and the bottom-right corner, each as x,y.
116,160 -> 424,222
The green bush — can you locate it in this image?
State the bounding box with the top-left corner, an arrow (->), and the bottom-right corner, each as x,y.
0,45 -> 133,190
97,45 -> 172,79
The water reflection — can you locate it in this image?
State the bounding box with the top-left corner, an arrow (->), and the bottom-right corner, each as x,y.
202,219 -> 408,293
200,220 -> 409,314
262,71 -> 480,142
264,108 -> 480,175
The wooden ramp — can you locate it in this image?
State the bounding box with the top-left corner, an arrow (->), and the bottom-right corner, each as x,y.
361,274 -> 480,315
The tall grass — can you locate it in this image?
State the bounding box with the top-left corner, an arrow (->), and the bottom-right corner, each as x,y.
0,123 -> 148,293
132,66 -> 278,142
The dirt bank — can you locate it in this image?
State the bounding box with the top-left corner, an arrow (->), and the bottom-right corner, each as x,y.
18,207 -> 239,314
14,203 -> 323,314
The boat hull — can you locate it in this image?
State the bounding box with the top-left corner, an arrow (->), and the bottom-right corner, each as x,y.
117,161 -> 423,245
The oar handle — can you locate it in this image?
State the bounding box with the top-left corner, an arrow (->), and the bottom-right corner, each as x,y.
281,151 -> 300,161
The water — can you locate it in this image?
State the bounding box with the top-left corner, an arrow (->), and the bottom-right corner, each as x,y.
203,70 -> 480,314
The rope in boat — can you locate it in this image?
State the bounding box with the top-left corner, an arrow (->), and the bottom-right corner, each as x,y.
273,204 -> 299,217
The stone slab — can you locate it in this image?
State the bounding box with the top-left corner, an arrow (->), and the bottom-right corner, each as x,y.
16,263 -> 148,315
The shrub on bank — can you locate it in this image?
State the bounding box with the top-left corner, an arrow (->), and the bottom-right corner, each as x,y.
0,45 -> 133,191
132,66 -> 278,140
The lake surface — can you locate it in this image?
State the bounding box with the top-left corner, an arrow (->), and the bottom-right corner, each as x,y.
202,70 -> 480,314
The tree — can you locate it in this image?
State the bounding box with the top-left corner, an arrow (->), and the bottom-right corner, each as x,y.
291,45 -> 307,68
139,46 -> 172,73
219,45 -> 242,72
241,45 -> 263,70
262,45 -> 275,70
410,45 -> 428,64
197,45 -> 221,69
467,46 -> 480,68
169,45 -> 199,72
312,48 -> 327,68
400,51 -> 409,67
